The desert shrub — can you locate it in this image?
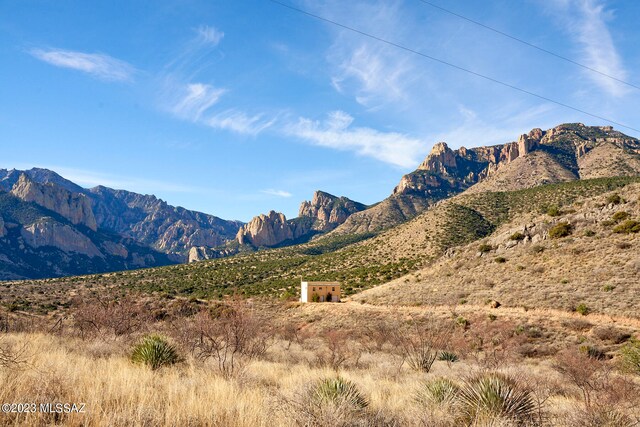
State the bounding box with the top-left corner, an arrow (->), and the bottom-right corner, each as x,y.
509,232 -> 525,241
396,321 -> 452,373
583,229 -> 596,237
546,205 -> 561,216
131,334 -> 180,370
478,243 -> 493,253
575,304 -> 590,316
312,377 -> 369,410
606,193 -> 623,205
579,345 -> 607,360
592,326 -> 630,344
619,339 -> 640,375
494,257 -> 507,263
72,294 -> 150,339
438,350 -> 459,366
457,372 -> 535,425
613,220 -> 640,234
564,407 -> 635,427
180,298 -> 269,377
311,293 -> 320,303
601,284 -> 614,292
612,211 -> 630,222
530,244 -> 545,254
549,222 -> 572,238
418,377 -> 459,405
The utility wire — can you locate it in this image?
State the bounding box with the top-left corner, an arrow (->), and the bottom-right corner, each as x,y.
269,0 -> 640,134
416,0 -> 640,92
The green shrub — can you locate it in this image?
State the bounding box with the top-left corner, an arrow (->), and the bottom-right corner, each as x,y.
602,284 -> 614,292
131,334 -> 181,370
613,220 -> 640,234
546,205 -> 561,217
478,243 -> 493,253
313,377 -> 369,409
509,232 -> 525,241
457,372 -> 535,424
606,193 -> 623,205
311,293 -> 320,303
549,222 -> 572,238
438,351 -> 459,366
575,303 -> 590,316
619,339 -> 640,375
494,257 -> 507,263
419,377 -> 459,405
583,229 -> 596,237
612,211 -> 630,222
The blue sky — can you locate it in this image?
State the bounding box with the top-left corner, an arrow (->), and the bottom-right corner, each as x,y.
1,0 -> 639,221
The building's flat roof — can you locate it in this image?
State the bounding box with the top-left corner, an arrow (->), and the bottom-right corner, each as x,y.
302,281 -> 341,285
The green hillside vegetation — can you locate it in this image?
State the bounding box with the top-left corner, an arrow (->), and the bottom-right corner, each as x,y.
7,176 -> 638,310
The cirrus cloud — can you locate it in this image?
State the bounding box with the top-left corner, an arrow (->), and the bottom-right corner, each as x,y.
29,48 -> 135,82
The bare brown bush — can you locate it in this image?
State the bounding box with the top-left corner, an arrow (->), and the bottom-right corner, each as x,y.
72,295 -> 150,339
178,298 -> 269,377
394,318 -> 453,373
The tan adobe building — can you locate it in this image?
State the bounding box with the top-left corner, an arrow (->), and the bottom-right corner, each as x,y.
300,280 -> 341,302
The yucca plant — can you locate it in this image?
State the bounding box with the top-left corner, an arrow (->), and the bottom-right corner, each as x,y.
457,372 -> 535,425
439,350 -> 459,368
312,377 -> 369,410
418,377 -> 460,405
131,334 -> 181,370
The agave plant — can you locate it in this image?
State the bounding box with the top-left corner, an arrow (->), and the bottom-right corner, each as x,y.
457,372 -> 535,425
418,377 -> 460,405
312,377 -> 369,410
131,334 -> 181,370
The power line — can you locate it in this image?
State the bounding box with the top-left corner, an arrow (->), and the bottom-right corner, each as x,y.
416,0 -> 640,92
268,0 -> 640,134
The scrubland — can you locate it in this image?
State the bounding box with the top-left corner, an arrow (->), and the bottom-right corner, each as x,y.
0,295 -> 639,427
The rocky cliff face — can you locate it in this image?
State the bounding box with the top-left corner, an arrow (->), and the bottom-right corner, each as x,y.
231,191 -> 367,250
88,186 -> 242,258
333,124 -> 640,235
10,173 -> 98,231
298,191 -> 367,232
236,211 -> 300,247
20,219 -> 102,257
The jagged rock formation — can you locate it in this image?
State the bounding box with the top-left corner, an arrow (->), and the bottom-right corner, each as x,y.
298,191 -> 367,232
19,219 -> 102,257
236,211 -> 299,247
232,191 -> 367,250
333,124 -> 640,234
88,186 -> 242,257
10,173 -> 98,231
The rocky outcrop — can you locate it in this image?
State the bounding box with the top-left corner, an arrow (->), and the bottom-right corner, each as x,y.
20,219 -> 102,257
10,173 -> 98,231
298,191 -> 367,232
88,186 -> 242,258
236,211 -> 300,247
333,124 -> 639,235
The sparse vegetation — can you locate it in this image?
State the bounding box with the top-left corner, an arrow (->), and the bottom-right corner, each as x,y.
619,339 -> 640,375
575,303 -> 590,316
613,219 -> 640,234
510,231 -> 525,241
549,221 -> 573,238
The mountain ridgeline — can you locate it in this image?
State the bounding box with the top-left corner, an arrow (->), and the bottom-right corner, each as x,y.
1,123 -> 639,279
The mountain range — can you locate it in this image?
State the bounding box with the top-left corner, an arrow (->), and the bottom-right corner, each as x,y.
1,123 -> 638,280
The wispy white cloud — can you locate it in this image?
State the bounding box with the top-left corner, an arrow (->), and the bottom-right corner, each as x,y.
286,110 -> 426,168
29,48 -> 135,82
206,110 -> 276,135
196,25 -> 224,46
261,189 -> 292,198
430,103 -> 558,149
171,83 -> 226,121
547,0 -> 628,97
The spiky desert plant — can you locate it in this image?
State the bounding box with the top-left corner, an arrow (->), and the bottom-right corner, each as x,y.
619,339 -> 640,375
457,372 -> 535,425
312,377 -> 369,410
131,334 -> 181,370
418,377 -> 460,405
439,350 -> 459,368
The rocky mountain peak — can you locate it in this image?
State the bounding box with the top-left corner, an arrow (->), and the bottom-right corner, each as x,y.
418,142 -> 457,173
10,173 -> 98,231
299,190 -> 367,232
236,210 -> 293,247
